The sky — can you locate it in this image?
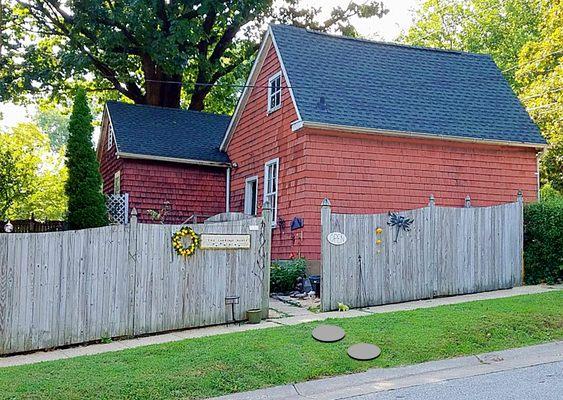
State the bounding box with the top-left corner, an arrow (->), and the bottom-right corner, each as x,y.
0,0 -> 421,129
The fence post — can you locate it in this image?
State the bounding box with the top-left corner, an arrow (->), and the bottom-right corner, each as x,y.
320,198 -> 332,311
428,194 -> 438,298
261,201 -> 272,319
517,190 -> 524,286
127,208 -> 138,334
465,195 -> 471,208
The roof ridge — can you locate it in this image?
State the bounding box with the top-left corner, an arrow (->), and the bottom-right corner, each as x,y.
106,100 -> 231,118
270,24 -> 490,58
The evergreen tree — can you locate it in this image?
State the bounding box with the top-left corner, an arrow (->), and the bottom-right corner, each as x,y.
65,90 -> 107,229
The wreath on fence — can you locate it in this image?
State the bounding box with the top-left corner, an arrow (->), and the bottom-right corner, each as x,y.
171,227 -> 200,257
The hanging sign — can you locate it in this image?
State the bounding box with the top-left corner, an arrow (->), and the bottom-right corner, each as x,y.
200,234 -> 251,249
327,232 -> 347,245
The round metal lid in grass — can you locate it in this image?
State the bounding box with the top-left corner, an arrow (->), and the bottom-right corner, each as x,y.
347,343 -> 381,360
312,325 -> 346,342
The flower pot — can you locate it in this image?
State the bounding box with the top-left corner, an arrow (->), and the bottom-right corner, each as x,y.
246,309 -> 262,324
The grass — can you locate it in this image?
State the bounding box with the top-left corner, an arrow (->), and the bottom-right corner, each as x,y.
1,291 -> 562,400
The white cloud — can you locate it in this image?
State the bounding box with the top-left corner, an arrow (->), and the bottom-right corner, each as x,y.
299,0 -> 421,41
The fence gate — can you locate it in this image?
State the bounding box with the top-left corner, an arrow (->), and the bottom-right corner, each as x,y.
320,195 -> 523,311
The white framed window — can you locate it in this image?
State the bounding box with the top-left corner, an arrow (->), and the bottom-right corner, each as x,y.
267,72 -> 282,113
244,176 -> 258,216
113,171 -> 121,194
264,158 -> 279,226
107,123 -> 114,150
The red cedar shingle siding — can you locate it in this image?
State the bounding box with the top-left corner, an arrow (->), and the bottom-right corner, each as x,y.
227,43 -> 306,259
121,159 -> 226,224
227,42 -> 539,261
99,115 -> 123,194
296,128 -> 538,260
98,114 -> 227,224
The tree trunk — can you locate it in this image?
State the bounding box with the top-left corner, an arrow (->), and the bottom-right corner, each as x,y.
142,57 -> 182,108
188,85 -> 213,111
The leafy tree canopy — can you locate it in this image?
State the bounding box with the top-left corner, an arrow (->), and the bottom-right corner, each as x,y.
516,0 -> 563,191
34,104 -> 70,150
400,0 -> 543,89
0,122 -> 67,221
2,0 -> 387,111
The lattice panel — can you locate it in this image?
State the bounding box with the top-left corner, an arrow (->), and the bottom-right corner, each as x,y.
106,193 -> 129,224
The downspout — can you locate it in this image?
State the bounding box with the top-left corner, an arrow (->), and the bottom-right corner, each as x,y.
536,151 -> 542,201
226,167 -> 231,212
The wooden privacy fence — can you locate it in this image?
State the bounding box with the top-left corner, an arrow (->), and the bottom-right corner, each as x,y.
0,208 -> 272,355
320,194 -> 523,311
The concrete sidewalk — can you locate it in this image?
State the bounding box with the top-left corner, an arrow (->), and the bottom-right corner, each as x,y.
0,284 -> 558,368
211,341 -> 563,400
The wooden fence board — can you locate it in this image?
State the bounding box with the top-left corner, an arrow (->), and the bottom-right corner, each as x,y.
321,198 -> 523,311
0,213 -> 270,355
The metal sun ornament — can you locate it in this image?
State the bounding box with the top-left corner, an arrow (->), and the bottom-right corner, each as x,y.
387,213 -> 414,243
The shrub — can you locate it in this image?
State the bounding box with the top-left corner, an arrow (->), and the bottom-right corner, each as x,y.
270,258 -> 307,293
523,193 -> 563,285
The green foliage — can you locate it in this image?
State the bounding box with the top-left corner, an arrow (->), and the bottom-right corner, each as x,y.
516,0 -> 563,190
401,0 -> 543,88
0,292 -> 560,399
540,183 -> 563,202
523,194 -> 563,284
3,1 -> 387,111
35,105 -> 70,150
65,89 -> 107,229
270,258 -> 307,293
0,123 -> 67,221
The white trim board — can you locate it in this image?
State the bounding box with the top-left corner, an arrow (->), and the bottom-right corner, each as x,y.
117,152 -> 230,167
296,121 -> 546,149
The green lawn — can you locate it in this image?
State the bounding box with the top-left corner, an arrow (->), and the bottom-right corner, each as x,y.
1,291 -> 562,400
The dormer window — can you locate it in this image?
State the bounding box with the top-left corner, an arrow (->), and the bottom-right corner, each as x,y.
107,124 -> 114,150
267,72 -> 282,113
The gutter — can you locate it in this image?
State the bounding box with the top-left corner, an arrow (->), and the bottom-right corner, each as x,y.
117,152 -> 231,168
294,120 -> 547,149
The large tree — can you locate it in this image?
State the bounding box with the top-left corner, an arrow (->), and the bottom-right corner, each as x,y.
65,89 -> 107,229
516,0 -> 563,191
0,122 -> 67,221
3,0 -> 387,110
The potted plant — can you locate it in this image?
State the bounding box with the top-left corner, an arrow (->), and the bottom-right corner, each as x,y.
246,309 -> 262,324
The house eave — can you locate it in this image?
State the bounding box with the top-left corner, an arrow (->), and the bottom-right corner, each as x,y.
117,152 -> 231,168
298,121 -> 547,149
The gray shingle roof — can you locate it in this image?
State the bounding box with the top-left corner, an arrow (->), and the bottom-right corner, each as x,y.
270,25 -> 545,145
107,101 -> 230,164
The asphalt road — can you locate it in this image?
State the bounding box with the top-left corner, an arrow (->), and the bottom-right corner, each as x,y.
355,361 -> 563,400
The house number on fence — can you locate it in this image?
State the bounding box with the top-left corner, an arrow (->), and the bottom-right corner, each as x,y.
200,234 -> 251,249
327,232 -> 347,245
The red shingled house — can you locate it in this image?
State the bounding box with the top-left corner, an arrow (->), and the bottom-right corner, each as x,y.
99,25 -> 545,266
221,25 -> 545,266
97,102 -> 230,224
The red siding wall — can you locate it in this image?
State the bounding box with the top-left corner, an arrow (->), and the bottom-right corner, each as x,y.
228,42 -> 307,259
227,42 -> 540,262
98,111 -> 227,224
98,111 -> 123,194
120,159 -> 226,224
296,128 -> 539,260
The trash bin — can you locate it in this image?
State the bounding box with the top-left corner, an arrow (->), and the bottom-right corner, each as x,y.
309,275 -> 320,297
